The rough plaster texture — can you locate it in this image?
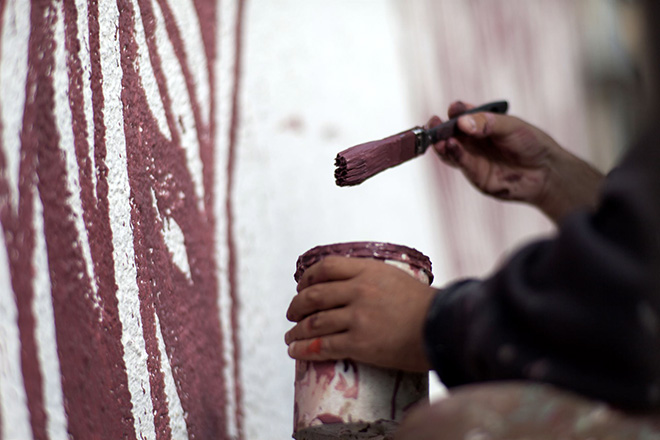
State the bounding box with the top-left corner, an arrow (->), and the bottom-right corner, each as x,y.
0,1 -> 602,439
0,0 -> 235,438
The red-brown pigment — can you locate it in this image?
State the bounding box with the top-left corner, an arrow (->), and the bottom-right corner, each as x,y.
334,130 -> 418,186
0,0 -> 247,439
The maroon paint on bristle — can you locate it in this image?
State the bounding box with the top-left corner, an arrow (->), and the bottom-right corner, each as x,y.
335,130 -> 417,186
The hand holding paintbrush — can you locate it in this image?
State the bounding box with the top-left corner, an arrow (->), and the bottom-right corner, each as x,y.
335,99 -> 604,224
334,101 -> 509,186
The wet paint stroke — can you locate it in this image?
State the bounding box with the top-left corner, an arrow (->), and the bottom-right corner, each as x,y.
0,0 -> 246,438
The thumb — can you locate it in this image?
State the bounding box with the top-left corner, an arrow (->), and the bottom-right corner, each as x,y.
457,112 -> 520,139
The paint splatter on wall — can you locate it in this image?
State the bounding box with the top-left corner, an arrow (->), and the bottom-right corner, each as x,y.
0,0 -> 244,438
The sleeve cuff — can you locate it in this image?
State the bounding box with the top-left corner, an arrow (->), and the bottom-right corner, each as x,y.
423,279 -> 484,387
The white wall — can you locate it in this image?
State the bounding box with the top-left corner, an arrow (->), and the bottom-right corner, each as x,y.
235,2 -> 447,438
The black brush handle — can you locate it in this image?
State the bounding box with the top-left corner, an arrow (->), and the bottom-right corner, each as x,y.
425,100 -> 509,147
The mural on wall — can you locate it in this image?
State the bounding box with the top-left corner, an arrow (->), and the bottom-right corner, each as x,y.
0,1 -> 623,439
0,0 -> 244,439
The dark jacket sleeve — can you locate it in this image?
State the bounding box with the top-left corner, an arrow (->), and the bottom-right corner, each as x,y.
424,129 -> 660,409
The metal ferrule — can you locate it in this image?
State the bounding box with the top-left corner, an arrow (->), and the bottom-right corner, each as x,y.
411,127 -> 429,155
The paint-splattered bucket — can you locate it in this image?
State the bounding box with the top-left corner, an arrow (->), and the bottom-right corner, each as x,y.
292,242 -> 433,439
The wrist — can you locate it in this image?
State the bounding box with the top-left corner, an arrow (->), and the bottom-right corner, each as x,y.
537,147 -> 605,224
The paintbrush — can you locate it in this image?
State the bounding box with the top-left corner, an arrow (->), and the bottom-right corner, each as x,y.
334,101 -> 509,186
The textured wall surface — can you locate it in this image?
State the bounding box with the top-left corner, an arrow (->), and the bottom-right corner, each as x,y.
0,0 -> 244,438
0,1 -> 618,439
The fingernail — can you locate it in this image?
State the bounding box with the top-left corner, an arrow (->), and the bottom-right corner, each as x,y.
461,115 -> 477,133
288,342 -> 296,357
427,115 -> 441,129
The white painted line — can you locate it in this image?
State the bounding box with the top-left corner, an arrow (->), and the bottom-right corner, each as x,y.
151,0 -> 205,210
74,0 -> 98,194
99,0 -> 156,438
0,0 -> 30,214
32,189 -> 69,440
168,0 -> 211,127
154,314 -> 190,440
0,231 -> 33,440
151,188 -> 192,280
132,0 -> 172,141
53,1 -> 100,309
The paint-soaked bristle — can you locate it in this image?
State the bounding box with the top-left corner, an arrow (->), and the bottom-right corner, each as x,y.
334,130 -> 418,186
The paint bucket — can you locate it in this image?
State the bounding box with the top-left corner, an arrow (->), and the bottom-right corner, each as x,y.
292,242 -> 433,440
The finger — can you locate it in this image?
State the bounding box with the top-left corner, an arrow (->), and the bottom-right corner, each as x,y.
287,333 -> 351,361
432,140 -> 451,165
447,100 -> 474,119
427,113 -> 453,164
439,141 -> 513,199
297,255 -> 365,292
457,112 -> 520,140
432,138 -> 464,168
424,115 -> 443,130
287,279 -> 354,322
442,138 -> 495,189
284,308 -> 351,345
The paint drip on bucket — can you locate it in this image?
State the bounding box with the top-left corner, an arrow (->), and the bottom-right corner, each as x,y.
293,242 -> 433,440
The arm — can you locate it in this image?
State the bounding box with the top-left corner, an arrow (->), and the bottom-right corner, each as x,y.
285,108 -> 660,409
426,128 -> 660,408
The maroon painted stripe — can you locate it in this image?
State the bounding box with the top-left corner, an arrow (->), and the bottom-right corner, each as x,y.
121,0 -> 230,438
0,153 -> 6,440
187,0 -> 238,434
132,2 -> 229,436
192,0 -> 217,210
191,0 -> 217,215
226,0 -> 247,437
114,2 -> 173,438
135,0 -> 180,146
61,0 -> 97,227
52,1 -> 138,438
6,3 -> 56,439
154,0 -> 213,215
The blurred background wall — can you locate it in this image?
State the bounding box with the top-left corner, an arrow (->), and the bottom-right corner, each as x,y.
0,0 -> 642,439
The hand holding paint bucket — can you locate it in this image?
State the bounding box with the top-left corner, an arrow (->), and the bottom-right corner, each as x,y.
290,242 -> 433,439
